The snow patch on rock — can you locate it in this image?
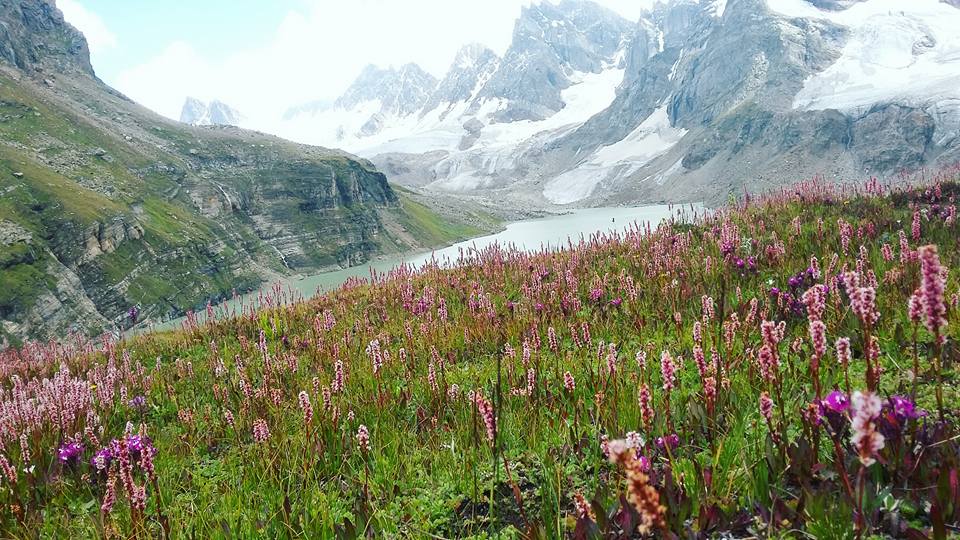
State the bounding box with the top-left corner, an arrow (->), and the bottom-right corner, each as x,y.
767,0 -> 960,111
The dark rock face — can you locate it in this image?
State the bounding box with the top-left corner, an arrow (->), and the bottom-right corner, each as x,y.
522,0 -> 953,203
0,0 -> 93,75
852,105 -> 935,172
667,0 -> 846,128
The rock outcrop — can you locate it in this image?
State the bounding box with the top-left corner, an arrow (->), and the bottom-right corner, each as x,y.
0,0 -> 94,75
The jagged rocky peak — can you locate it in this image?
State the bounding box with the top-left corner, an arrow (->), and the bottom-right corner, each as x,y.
179,97 -> 244,126
421,44 -> 499,115
476,0 -> 633,122
657,0 -> 850,127
0,0 -> 94,76
635,0 -> 722,53
452,43 -> 498,70
620,15 -> 668,87
510,0 -> 633,73
336,63 -> 438,117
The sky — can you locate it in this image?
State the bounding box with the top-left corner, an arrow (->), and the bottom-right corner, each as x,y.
59,0 -> 652,124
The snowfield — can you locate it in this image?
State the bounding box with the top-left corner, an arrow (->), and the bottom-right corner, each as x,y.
543,105 -> 687,204
767,0 -> 960,111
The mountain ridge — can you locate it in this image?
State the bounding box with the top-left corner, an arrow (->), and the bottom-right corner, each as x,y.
180,97 -> 243,126
275,0 -> 960,206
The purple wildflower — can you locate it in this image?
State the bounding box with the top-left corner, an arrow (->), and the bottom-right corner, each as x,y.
888,395 -> 922,420
58,442 -> 84,465
821,390 -> 850,413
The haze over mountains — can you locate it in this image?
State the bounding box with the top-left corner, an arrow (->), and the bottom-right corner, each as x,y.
266,0 -> 960,205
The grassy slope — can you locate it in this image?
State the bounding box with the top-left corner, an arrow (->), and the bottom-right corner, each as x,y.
0,70 -> 482,343
2,178 -> 958,538
0,70 -> 257,336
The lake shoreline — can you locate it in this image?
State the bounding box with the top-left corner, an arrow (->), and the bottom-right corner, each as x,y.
132,203 -> 694,336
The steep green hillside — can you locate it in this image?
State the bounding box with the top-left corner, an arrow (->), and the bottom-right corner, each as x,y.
0,1 -> 485,344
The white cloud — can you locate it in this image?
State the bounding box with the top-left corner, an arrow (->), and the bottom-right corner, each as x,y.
109,0 -> 653,124
58,0 -> 118,54
115,42 -> 211,121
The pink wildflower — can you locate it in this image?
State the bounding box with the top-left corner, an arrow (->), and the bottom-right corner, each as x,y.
836,337 -> 852,366
919,245 -> 947,338
298,391 -> 313,425
635,350 -> 647,371
475,393 -> 496,443
693,346 -> 707,378
850,285 -> 880,327
881,243 -> 894,262
0,454 -> 15,485
802,284 -> 827,321
850,391 -> 885,466
759,392 -> 774,423
332,359 -> 345,393
573,492 -> 594,520
638,384 -> 654,429
356,424 -> 371,453
606,343 -> 618,374
101,466 -> 117,514
701,295 -> 715,323
809,320 -> 827,361
703,377 -> 717,404
252,418 -> 270,444
660,350 -> 676,392
908,288 -> 923,323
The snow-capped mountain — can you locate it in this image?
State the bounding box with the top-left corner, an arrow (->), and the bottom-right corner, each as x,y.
280,64 -> 437,147
420,44 -> 500,122
276,0 -> 960,205
180,97 -> 244,126
473,0 -> 634,123
534,0 -> 960,204
279,0 -> 633,191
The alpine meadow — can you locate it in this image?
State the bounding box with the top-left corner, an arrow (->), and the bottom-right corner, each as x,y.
3,0 -> 960,538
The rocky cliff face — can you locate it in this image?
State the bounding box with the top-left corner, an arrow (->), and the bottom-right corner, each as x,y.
337,64 -> 437,118
0,0 -> 93,75
548,0 -> 960,204
0,0 -> 461,345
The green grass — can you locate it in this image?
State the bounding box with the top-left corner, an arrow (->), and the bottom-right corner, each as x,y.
394,194 -> 488,247
0,146 -> 125,224
1,72 -> 475,341
3,179 -> 959,538
0,248 -> 49,319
